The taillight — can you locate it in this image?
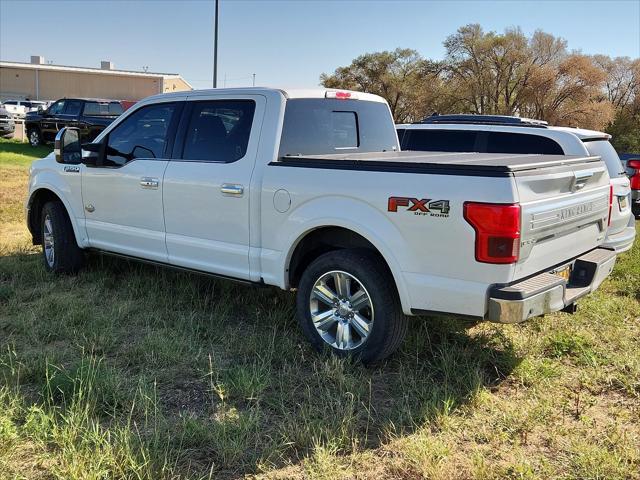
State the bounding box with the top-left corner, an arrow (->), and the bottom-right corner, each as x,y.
608,184 -> 613,226
628,159 -> 640,190
464,202 -> 521,264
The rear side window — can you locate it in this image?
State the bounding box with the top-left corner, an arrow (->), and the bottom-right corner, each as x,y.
402,129 -> 478,152
583,139 -> 626,177
486,132 -> 563,155
84,102 -> 124,116
181,100 -> 256,162
278,99 -> 397,157
106,103 -> 177,166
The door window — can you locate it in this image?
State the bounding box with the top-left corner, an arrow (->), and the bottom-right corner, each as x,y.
64,100 -> 83,116
105,103 -> 177,166
48,100 -> 65,115
181,100 -> 256,162
402,129 -> 478,152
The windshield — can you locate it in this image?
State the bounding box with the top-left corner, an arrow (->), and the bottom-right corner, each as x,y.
278,99 -> 398,157
583,140 -> 626,178
83,102 -> 124,116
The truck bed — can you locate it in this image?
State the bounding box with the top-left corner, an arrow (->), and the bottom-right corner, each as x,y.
274,151 -> 602,177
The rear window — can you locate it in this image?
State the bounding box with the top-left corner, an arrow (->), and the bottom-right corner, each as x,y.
278,99 -> 397,157
401,129 -> 478,152
486,131 -> 563,155
583,139 -> 626,178
83,102 -> 124,116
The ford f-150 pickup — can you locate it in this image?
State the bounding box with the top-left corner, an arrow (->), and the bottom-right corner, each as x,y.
26,88 -> 617,362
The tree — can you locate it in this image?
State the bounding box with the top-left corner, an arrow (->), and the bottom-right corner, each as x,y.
592,55 -> 640,111
442,25 -> 567,116
320,48 -> 442,123
319,25 -> 637,132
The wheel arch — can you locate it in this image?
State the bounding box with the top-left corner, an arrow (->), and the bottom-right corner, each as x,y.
285,224 -> 412,314
27,187 -> 80,246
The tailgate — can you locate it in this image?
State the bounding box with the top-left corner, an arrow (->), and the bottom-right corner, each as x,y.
514,159 -> 610,279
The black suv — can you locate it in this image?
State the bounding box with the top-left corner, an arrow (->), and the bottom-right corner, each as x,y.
25,98 -> 124,147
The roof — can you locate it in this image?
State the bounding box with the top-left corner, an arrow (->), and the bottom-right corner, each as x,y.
420,114 -> 548,127
142,87 -> 387,103
398,118 -> 610,140
0,61 -> 190,85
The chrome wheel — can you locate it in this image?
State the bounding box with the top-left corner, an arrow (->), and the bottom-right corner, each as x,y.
29,130 -> 39,146
309,270 -> 374,350
43,214 -> 55,267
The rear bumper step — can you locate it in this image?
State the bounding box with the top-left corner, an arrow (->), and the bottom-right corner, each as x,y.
487,248 -> 616,323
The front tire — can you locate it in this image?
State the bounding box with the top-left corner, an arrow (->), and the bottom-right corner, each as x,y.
41,201 -> 84,274
28,128 -> 41,147
296,249 -> 408,363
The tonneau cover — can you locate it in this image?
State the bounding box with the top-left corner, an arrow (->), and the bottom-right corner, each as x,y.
274,151 -> 602,177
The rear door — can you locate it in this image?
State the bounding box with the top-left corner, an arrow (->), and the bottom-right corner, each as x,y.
162,95 -> 265,280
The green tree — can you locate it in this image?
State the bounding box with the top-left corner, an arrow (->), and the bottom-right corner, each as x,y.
320,48 -> 442,123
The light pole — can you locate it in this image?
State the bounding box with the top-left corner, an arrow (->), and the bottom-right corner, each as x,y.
213,0 -> 219,88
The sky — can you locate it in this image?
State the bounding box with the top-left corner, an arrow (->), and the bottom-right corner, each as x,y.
1,0 -> 639,89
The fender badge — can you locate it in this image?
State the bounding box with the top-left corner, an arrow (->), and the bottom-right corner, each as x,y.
64,166 -> 80,173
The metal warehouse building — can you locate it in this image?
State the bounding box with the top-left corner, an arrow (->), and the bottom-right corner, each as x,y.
0,56 -> 192,103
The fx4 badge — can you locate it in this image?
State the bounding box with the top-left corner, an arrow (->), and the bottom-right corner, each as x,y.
388,197 -> 450,217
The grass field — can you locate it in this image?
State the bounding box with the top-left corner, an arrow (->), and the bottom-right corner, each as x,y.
0,137 -> 639,479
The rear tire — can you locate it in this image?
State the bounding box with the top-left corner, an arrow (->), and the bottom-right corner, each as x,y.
28,128 -> 41,147
296,249 -> 408,364
41,201 -> 84,274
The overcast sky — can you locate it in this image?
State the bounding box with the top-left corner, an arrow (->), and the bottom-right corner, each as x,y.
1,0 -> 639,89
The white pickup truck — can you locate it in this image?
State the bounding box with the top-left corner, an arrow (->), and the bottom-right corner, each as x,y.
27,88 -> 617,362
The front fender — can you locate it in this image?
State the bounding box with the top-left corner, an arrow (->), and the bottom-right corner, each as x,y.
27,161 -> 87,248
276,195 -> 413,314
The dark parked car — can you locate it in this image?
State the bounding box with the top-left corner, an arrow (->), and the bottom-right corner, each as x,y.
25,98 -> 123,147
0,106 -> 16,138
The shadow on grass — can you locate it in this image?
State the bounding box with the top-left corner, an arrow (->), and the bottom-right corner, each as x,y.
0,138 -> 52,160
0,251 -> 521,478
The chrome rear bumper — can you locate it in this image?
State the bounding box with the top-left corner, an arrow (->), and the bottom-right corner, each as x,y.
487,248 -> 617,323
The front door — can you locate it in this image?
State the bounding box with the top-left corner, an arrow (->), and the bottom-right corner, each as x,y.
41,99 -> 65,142
81,101 -> 182,262
162,95 -> 265,280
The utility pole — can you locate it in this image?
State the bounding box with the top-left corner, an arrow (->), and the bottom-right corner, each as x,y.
252,73 -> 256,87
213,0 -> 219,88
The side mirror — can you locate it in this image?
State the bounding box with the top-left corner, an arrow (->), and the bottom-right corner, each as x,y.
37,105 -> 46,114
54,127 -> 81,164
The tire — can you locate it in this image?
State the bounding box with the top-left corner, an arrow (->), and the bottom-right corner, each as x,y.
296,249 -> 408,363
41,201 -> 84,274
28,128 -> 41,147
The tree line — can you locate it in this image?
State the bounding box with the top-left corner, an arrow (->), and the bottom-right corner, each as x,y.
321,24 -> 640,152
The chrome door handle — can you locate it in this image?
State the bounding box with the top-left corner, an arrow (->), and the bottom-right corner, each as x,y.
140,177 -> 159,189
220,183 -> 244,196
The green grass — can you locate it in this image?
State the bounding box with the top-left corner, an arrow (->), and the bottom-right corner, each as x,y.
0,138 -> 52,167
1,139 -> 639,479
